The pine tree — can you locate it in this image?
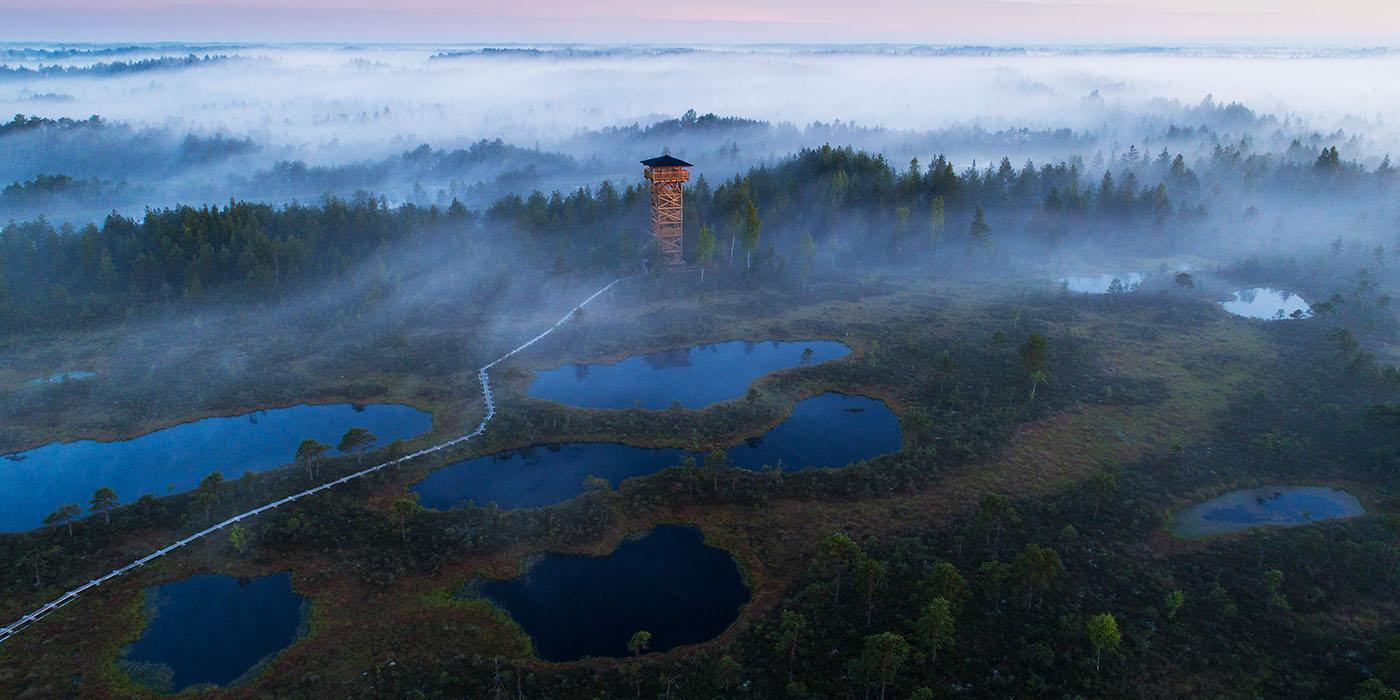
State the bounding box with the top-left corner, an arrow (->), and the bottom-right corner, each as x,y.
90,487 -> 118,525
859,632 -> 911,700
915,597 -> 956,663
968,206 -> 991,249
338,427 -> 377,465
775,610 -> 807,681
44,503 -> 81,537
295,439 -> 330,482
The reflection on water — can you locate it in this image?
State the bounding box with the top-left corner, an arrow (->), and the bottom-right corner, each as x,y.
724,393 -> 901,470
1170,486 -> 1363,538
480,525 -> 749,662
1059,273 -> 1143,294
413,393 -> 901,510
1220,288 -> 1312,320
415,443 -> 685,510
121,573 -> 305,692
0,403 -> 431,532
527,340 -> 851,409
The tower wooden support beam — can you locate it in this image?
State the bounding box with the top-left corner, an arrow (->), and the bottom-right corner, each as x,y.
642,155 -> 692,267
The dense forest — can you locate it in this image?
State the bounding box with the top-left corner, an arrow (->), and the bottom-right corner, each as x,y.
0,114 -> 259,190
243,139 -> 581,203
0,96 -> 1363,223
2,139 -> 1397,330
1,174 -> 127,212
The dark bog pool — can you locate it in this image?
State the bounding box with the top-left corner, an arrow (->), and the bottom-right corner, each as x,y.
526,340 -> 851,409
480,525 -> 749,662
0,403 -> 431,532
724,392 -> 901,470
121,573 -> 305,692
1170,486 -> 1364,538
412,393 -> 901,510
1220,288 -> 1312,320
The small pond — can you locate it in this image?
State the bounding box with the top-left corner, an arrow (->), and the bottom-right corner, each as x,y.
121,572 -> 306,692
27,370 -> 96,386
1220,288 -> 1313,320
526,339 -> 851,409
0,403 -> 431,532
1059,273 -> 1143,294
1170,486 -> 1364,539
412,393 -> 901,510
479,525 -> 749,662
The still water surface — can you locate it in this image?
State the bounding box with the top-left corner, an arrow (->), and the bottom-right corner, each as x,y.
480,525 -> 750,661
413,393 -> 901,510
1170,486 -> 1363,538
0,403 -> 431,531
527,340 -> 851,409
122,572 -> 305,692
1220,288 -> 1312,320
1059,273 -> 1144,294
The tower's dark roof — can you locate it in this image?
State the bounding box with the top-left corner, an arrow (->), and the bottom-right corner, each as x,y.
641,155 -> 693,168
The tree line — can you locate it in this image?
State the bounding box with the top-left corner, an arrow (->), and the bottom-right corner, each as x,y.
0,54 -> 234,80
2,140 -> 1394,330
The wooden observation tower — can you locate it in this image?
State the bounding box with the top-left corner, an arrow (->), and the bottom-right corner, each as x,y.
642,155 -> 692,267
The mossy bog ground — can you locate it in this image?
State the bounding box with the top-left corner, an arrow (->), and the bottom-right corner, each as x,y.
0,275 -> 1379,699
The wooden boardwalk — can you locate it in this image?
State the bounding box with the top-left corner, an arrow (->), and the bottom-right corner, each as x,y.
0,278 -> 626,646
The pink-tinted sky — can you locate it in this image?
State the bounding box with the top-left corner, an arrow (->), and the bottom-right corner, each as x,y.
2,0 -> 1398,43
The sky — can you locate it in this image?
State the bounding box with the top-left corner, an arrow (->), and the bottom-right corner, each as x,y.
2,0 -> 1399,44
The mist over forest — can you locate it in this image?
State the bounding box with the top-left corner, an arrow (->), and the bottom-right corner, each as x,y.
3,45 -> 1398,331
2,40 -> 1400,700
3,44 -> 1399,217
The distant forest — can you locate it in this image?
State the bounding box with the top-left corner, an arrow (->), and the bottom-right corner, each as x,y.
0,140 -> 1396,329
0,97 -> 1369,224
0,54 -> 235,80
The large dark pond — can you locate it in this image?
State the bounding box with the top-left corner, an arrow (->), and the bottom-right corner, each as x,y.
121,572 -> 306,692
412,393 -> 901,510
526,340 -> 851,409
479,525 -> 749,662
1170,486 -> 1364,538
0,403 -> 431,532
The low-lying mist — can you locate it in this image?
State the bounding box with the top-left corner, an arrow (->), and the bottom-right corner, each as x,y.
5,44 -> 1400,151
3,43 -> 1399,224
2,43 -> 1398,404
0,210 -> 620,453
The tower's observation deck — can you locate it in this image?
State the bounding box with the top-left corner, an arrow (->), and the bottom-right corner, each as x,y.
642,155 -> 692,267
